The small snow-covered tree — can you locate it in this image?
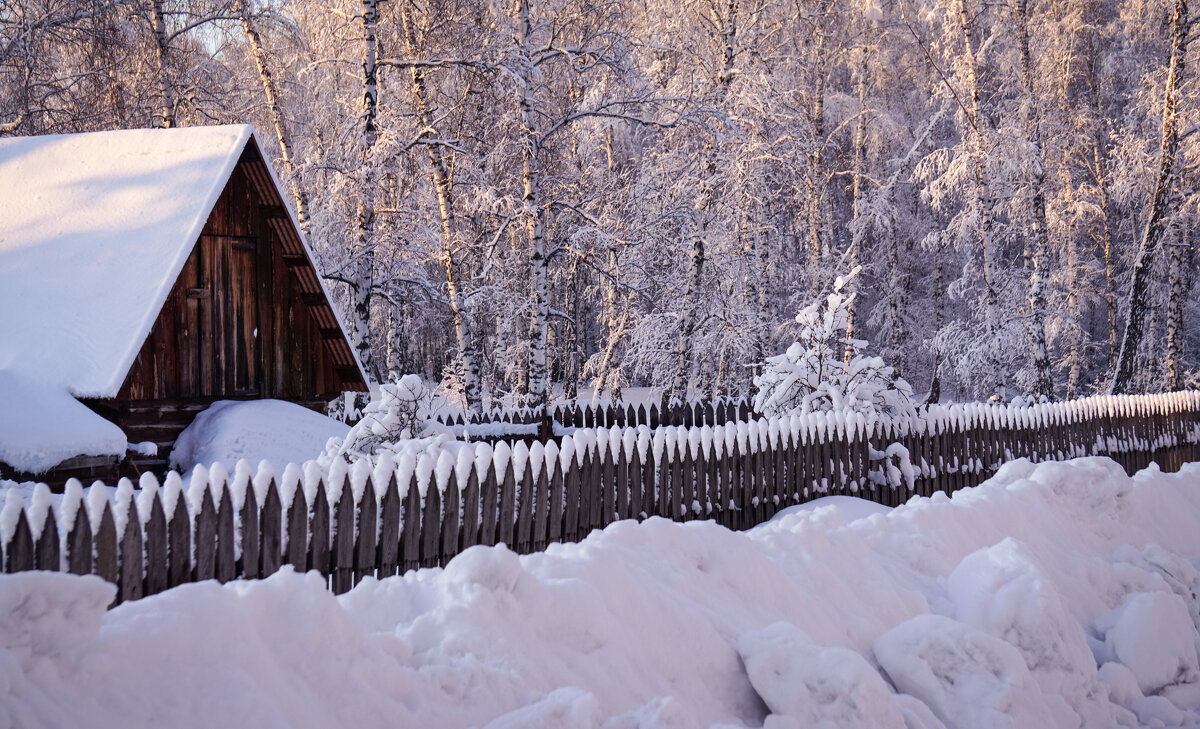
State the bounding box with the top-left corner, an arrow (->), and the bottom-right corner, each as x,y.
325,375 -> 440,463
753,269 -> 916,419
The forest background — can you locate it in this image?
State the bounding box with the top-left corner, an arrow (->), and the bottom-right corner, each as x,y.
2,0 -> 1197,414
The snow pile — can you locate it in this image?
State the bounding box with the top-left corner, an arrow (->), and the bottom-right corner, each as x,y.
3,457 -> 1200,728
169,399 -> 349,474
753,268 -> 916,420
0,369 -> 126,473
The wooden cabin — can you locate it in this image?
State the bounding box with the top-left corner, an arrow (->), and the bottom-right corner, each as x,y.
0,125 -> 367,486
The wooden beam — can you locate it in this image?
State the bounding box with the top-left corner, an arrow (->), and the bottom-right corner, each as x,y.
282,254 -> 306,267
320,328 -> 343,340
261,205 -> 288,220
334,365 -> 368,389
300,293 -> 325,307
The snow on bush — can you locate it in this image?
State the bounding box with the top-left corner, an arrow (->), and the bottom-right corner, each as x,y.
753,268 -> 915,420
323,375 -> 450,465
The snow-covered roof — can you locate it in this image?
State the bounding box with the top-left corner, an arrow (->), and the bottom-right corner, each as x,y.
0,125 -> 255,398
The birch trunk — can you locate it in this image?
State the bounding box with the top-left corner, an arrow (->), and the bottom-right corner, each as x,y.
1166,222 -> 1192,389
844,46 -> 869,365
1111,0 -> 1190,394
237,0 -> 309,230
399,9 -> 483,413
959,0 -> 1005,400
1018,0 -> 1053,399
348,0 -> 380,381
661,0 -> 736,411
150,0 -> 173,128
516,0 -> 551,414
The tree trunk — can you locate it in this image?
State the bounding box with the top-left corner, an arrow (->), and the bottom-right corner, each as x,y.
516,0 -> 551,414
959,0 -> 1005,400
1018,0 -> 1053,399
237,0 -> 309,230
844,46 -> 869,365
348,0 -> 380,381
150,0 -> 174,128
1166,222 -> 1193,389
1111,0 -> 1190,394
399,8 -> 482,413
662,0 -> 736,411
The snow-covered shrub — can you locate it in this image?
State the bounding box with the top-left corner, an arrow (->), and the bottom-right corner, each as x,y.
754,268 -> 916,420
323,375 -> 447,464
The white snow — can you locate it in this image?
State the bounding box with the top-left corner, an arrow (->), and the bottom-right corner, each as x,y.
1098,591 -> 1200,696
169,399 -> 349,474
0,370 -> 126,473
0,125 -> 253,397
2,457 -> 1200,728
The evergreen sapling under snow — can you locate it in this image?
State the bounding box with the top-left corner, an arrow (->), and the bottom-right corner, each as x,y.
753,268 -> 916,420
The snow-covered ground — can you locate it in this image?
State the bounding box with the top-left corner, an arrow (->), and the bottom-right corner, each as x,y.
4,456 -> 1200,729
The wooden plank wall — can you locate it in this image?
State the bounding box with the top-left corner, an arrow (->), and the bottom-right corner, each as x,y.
6,394 -> 1199,607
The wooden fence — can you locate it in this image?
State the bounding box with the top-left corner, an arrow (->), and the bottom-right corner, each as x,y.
3,392 -> 1198,607
435,397 -> 753,430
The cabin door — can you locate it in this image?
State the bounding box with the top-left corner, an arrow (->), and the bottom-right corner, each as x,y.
229,239 -> 260,395
198,234 -> 260,397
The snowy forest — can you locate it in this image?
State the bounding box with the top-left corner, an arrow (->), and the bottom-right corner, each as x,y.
2,0 -> 1197,413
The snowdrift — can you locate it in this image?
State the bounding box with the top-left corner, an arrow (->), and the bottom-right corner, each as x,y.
3,456 -> 1200,729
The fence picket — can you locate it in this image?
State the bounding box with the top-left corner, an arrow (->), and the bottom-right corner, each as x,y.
241,484 -> 259,581
261,479 -> 282,578
308,480 -> 331,578
5,509 -> 33,573
94,501 -> 118,603
481,464 -> 498,547
285,483 -> 307,570
400,474 -> 421,572
216,487 -> 236,584
35,506 -> 59,573
462,467 -> 481,552
67,505 -> 92,576
421,481 -> 441,568
498,461 -> 516,548
332,478 -> 355,594
534,462 -> 549,551
143,492 -> 168,595
118,491 -> 144,603
194,488 -> 217,582
378,475 -> 400,577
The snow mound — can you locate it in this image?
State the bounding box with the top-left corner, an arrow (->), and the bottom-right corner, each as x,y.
3,457 -> 1200,728
0,370 -> 126,473
874,613 -> 1061,729
735,621 -> 906,728
1097,591 -> 1200,696
169,399 -> 349,473
756,495 -> 891,530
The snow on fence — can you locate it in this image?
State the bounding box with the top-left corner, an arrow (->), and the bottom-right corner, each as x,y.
3,391 -> 1199,607
435,397 -> 753,429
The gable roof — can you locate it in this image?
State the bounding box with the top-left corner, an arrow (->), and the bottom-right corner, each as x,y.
0,124 -> 366,399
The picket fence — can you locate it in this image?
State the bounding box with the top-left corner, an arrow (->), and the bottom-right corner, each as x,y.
3,391 -> 1199,606
435,397 -> 753,430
